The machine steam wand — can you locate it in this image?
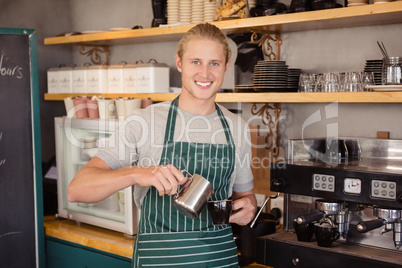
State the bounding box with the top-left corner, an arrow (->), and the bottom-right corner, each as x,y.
249,192 -> 280,228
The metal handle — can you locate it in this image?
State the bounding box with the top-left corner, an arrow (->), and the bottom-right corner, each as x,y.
249,192 -> 280,228
357,219 -> 386,233
174,170 -> 192,198
296,212 -> 325,224
181,169 -> 192,180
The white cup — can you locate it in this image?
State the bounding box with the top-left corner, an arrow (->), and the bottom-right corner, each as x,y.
124,99 -> 142,117
97,98 -> 116,120
115,98 -> 126,119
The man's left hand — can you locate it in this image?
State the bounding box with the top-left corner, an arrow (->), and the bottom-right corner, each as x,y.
229,190 -> 257,226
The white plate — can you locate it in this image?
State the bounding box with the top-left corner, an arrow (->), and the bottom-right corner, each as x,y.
81,30 -> 105,34
110,28 -> 131,31
366,85 -> 402,91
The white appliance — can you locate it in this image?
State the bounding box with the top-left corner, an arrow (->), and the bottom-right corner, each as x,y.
54,117 -> 139,235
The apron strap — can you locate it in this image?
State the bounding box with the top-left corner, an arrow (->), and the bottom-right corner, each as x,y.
215,103 -> 235,147
163,96 -> 235,146
163,96 -> 179,142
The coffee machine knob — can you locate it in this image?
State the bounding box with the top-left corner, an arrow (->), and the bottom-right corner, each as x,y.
271,178 -> 285,192
356,219 -> 386,233
271,178 -> 282,187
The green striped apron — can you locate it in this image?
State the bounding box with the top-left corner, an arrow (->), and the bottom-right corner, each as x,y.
132,97 -> 238,267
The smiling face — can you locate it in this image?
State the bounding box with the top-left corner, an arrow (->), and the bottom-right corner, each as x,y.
175,38 -> 230,112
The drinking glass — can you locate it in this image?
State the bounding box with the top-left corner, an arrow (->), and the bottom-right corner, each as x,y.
360,72 -> 375,91
322,73 -> 340,92
314,73 -> 324,92
298,73 -> 316,92
338,72 -> 346,92
343,72 -> 361,92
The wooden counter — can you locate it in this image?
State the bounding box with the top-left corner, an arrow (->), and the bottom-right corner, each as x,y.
44,216 -> 134,259
44,216 -> 269,267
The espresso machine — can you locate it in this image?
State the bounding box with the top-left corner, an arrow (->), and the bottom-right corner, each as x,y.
257,138 -> 402,268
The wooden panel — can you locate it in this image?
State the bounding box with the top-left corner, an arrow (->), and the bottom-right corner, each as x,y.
44,2 -> 402,46
249,125 -> 274,198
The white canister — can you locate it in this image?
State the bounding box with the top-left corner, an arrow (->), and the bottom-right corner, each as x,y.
58,66 -> 73,93
72,65 -> 89,94
108,63 -> 125,93
123,63 -> 138,93
87,65 -> 108,93
136,62 -> 170,93
47,67 -> 60,93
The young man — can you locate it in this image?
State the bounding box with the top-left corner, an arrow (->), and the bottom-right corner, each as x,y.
68,22 -> 257,267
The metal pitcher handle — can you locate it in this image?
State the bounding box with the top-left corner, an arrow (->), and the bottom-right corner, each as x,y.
174,170 -> 192,198
181,169 -> 192,179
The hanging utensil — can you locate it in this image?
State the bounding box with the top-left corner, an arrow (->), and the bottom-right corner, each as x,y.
377,41 -> 387,59
381,41 -> 389,59
377,41 -> 389,59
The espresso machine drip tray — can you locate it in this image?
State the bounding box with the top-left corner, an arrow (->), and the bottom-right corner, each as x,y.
258,137 -> 402,268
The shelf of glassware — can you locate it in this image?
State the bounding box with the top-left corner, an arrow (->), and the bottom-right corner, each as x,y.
44,91 -> 402,103
43,2 -> 402,46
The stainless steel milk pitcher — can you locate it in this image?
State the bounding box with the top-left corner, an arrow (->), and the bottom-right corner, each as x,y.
173,170 -> 214,219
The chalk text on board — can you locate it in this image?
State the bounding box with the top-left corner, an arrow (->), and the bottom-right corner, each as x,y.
0,54 -> 23,79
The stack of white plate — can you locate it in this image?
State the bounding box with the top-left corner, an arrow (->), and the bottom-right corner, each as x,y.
347,0 -> 368,6
248,0 -> 257,9
192,0 -> 204,23
167,0 -> 180,25
204,0 -> 217,22
373,0 -> 392,3
179,0 -> 192,24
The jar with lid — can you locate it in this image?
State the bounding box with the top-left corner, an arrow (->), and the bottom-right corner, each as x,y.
382,57 -> 402,85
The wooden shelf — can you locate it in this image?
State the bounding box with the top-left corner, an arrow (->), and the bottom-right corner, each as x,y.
44,91 -> 402,103
44,2 -> 402,46
43,2 -> 402,105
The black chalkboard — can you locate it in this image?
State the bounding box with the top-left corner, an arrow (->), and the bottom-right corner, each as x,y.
0,28 -> 44,268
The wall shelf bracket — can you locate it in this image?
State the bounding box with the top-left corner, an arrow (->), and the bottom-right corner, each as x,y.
79,45 -> 110,65
250,31 -> 282,61
251,103 -> 281,157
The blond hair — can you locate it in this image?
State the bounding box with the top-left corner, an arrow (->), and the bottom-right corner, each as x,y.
176,23 -> 231,64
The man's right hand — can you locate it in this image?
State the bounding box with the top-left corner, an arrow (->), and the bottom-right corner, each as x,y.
133,164 -> 188,196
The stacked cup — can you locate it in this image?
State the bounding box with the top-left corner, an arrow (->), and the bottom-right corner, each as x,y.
179,0 -> 192,23
192,0 -> 204,23
167,0 -> 180,25
204,0 -> 216,22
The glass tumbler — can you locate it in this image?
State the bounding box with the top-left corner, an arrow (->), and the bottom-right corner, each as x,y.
314,73 -> 324,92
322,73 -> 340,92
343,72 -> 361,92
361,72 -> 375,91
298,73 -> 316,92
